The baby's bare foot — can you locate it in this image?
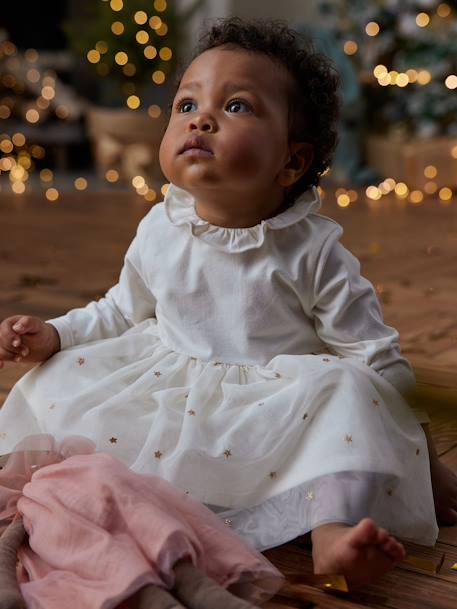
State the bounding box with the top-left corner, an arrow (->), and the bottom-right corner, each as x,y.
311,518 -> 406,587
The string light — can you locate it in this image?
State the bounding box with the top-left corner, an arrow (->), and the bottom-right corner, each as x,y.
126,95 -> 140,109
45,188 -> 59,202
115,51 -> 128,65
25,109 -> 39,123
74,177 -> 88,190
437,3 -> 451,17
144,46 -> 158,59
424,165 -> 437,178
159,47 -> 172,61
12,133 -> 25,147
416,13 -> 430,27
445,75 -> 457,89
365,21 -> 380,36
87,50 -> 101,64
409,190 -> 424,204
366,186 -> 382,200
451,146 -> 457,159
154,0 -> 167,11
439,187 -> 452,201
105,169 -> 119,182
111,21 -> 124,35
132,175 -> 145,189
134,11 -> 148,25
149,16 -> 162,30
343,41 -> 358,55
110,0 -> 123,11
136,30 -> 150,44
161,183 -> 170,196
152,70 -> 165,84
147,104 -> 161,118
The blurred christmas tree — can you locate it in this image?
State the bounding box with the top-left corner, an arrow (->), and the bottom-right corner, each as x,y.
319,0 -> 457,138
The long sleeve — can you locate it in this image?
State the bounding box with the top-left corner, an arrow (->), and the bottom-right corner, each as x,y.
47,215 -> 157,350
311,230 -> 416,398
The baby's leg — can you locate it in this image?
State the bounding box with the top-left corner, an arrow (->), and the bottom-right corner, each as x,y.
311,518 -> 405,587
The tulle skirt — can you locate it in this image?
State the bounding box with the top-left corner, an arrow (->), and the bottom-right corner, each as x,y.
0,319 -> 438,550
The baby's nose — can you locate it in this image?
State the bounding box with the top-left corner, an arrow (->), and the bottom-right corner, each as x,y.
189,112 -> 217,133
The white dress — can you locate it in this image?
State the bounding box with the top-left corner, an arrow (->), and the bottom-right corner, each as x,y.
0,184 -> 438,550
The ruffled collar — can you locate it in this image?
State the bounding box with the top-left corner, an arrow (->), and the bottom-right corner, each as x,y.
164,183 -> 322,253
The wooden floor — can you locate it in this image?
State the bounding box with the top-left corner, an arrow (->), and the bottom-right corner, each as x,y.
0,189 -> 456,608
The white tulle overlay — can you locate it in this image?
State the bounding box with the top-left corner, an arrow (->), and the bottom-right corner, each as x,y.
0,319 -> 437,549
0,184 -> 438,549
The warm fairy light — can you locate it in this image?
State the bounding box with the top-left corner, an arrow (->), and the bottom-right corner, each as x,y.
0,105 -> 11,119
437,3 -> 451,17
115,51 -> 128,66
18,154 -> 31,169
424,165 -> 437,178
144,189 -> 157,202
25,109 -> 40,123
337,194 -> 350,207
343,41 -> 358,55
132,176 -> 145,189
409,190 -> 424,204
379,179 -> 395,193
95,41 -> 108,54
42,74 -> 56,86
41,86 -> 55,100
439,187 -> 452,201
136,30 -> 150,44
110,0 -> 123,11
24,48 -> 39,62
105,169 -> 119,182
56,105 -> 70,119
445,75 -> 457,89
40,168 -> 53,182
161,183 -> 170,196
0,139 -> 13,153
26,68 -> 40,82
154,0 -> 167,11
12,181 -> 26,194
10,165 -> 26,181
385,178 -> 396,190
451,145 -> 457,159
347,190 -> 358,202
156,23 -> 168,36
159,47 -> 172,61
396,73 -> 409,87
149,16 -> 162,30
388,71 -> 399,85
147,104 -> 161,118
394,182 -> 409,197
374,64 -> 387,78
123,63 -> 136,76
12,133 -> 25,147
424,181 -> 438,194
126,95 -> 140,109
45,188 -> 59,202
0,157 -> 14,171
37,94 -> 50,107
74,177 -> 88,191
406,69 -> 418,83
416,12 -> 430,27
136,183 -> 149,196
366,186 -> 382,200
152,70 -> 165,84
87,50 -> 101,64
30,145 -> 45,159
365,21 -> 380,36
111,21 -> 124,35
134,11 -> 148,25
144,45 -> 158,59
417,70 -> 432,85
3,41 -> 17,56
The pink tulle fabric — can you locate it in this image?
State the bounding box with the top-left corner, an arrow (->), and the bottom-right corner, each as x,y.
0,435 -> 283,609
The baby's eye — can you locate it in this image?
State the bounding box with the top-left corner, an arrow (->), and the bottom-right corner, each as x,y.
177,100 -> 197,113
226,100 -> 251,113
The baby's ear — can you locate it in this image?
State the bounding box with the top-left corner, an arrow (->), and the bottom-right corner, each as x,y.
277,142 -> 314,188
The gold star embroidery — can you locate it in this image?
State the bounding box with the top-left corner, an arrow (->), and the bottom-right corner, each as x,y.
303,413 -> 308,420
274,372 -> 281,379
416,448 -> 420,455
49,404 -> 56,410
269,471 -> 277,479
77,357 -> 85,366
223,449 -> 232,459
372,399 -> 380,407
153,371 -> 162,378
154,450 -> 163,460
0,432 -> 7,439
344,434 -> 353,444
322,358 -> 330,362
386,488 -> 393,496
305,491 -> 314,501
184,393 -> 189,399
213,362 -> 222,367
224,519 -> 233,527
109,437 -> 117,444
258,402 -> 265,406
184,490 -> 190,495
187,409 -> 196,416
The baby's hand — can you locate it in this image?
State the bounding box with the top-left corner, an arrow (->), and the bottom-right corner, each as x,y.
0,315 -> 60,368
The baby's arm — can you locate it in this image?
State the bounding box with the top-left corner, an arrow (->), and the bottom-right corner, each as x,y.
0,315 -> 60,367
47,214 -> 157,350
311,232 -> 457,524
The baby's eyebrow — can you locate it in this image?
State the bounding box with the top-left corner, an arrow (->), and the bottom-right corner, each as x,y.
178,81 -> 258,95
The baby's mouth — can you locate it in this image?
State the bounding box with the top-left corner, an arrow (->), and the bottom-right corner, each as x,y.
180,136 -> 214,157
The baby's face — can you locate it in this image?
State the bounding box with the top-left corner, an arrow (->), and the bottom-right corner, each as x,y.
159,46 -> 294,201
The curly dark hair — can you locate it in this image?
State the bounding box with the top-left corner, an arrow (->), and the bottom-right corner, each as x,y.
191,17 -> 340,200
